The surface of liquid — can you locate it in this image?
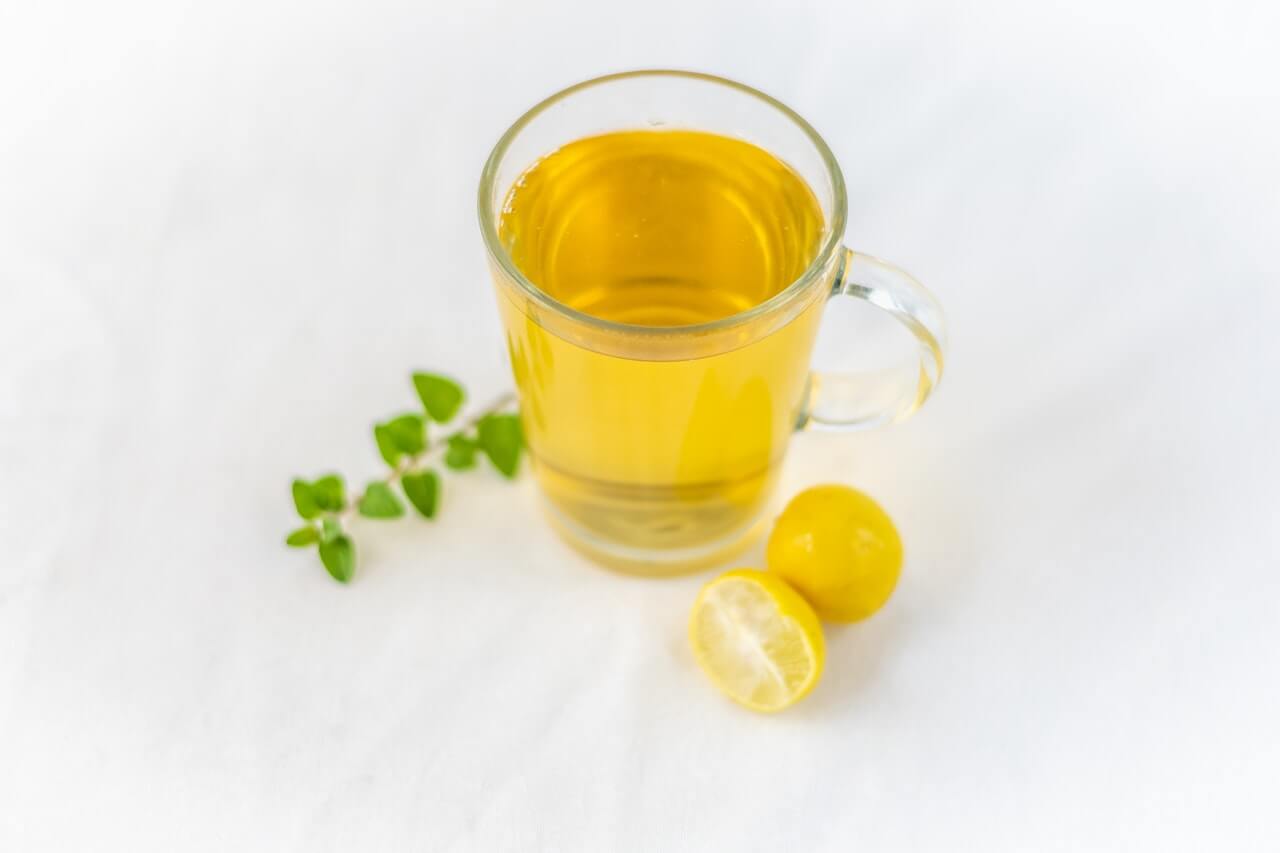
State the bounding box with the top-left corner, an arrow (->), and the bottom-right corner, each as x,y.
495,130 -> 829,570
501,130 -> 823,326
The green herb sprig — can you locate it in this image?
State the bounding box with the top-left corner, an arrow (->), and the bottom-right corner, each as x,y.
286,373 -> 523,583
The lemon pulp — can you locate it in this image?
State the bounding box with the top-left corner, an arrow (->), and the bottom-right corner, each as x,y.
688,569 -> 825,712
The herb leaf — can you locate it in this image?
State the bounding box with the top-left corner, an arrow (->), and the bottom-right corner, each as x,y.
319,535 -> 356,583
321,517 -> 342,543
374,424 -> 401,466
402,470 -> 440,518
385,413 -> 426,455
477,413 -> 523,478
285,526 -> 319,547
444,434 -> 478,471
358,482 -> 405,518
292,479 -> 320,519
310,475 -> 346,511
413,373 -> 465,423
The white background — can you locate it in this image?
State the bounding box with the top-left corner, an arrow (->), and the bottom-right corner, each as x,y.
3,1 -> 1279,850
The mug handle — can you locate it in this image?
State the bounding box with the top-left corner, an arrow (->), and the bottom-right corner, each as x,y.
796,249 -> 947,431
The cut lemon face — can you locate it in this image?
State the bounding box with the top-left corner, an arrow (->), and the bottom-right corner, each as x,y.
688,569 -> 825,713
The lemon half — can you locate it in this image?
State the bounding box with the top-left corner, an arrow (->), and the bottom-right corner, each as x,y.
688,569 -> 825,712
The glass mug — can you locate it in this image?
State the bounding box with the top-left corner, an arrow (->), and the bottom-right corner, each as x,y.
478,70 -> 945,575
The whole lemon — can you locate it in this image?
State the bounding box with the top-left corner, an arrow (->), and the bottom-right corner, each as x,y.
766,485 -> 903,622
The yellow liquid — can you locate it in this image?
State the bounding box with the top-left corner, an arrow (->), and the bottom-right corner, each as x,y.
496,129 -> 828,568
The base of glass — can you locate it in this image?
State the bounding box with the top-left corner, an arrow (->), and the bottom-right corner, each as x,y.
540,499 -> 769,577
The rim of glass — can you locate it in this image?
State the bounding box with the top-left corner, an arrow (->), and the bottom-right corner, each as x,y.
477,69 -> 848,337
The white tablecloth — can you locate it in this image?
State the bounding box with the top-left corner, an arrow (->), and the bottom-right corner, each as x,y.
3,1 -> 1278,850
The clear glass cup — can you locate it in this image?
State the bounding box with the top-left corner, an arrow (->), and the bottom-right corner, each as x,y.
478,70 -> 945,575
